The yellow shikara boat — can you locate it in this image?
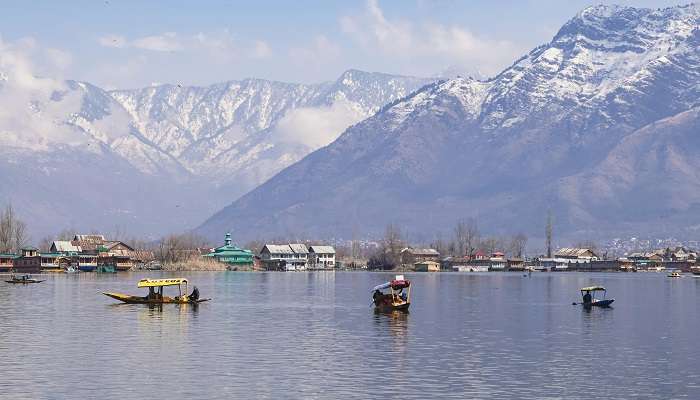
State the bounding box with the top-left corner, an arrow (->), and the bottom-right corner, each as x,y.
103,278 -> 210,304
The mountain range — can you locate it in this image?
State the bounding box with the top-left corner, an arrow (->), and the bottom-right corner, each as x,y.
0,69 -> 433,238
197,4 -> 700,243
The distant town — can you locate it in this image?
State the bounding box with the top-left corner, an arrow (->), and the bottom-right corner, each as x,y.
1,202 -> 699,274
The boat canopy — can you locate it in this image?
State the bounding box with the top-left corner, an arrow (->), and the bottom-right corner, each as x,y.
580,286 -> 605,292
137,278 -> 188,288
371,279 -> 411,292
372,282 -> 391,292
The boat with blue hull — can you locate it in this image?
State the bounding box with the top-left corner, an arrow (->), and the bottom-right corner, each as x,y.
580,286 -> 614,308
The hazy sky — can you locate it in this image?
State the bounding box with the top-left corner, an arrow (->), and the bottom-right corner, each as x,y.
0,0 -> 685,89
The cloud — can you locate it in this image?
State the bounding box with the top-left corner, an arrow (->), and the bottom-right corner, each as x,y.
131,32 -> 182,52
272,99 -> 364,149
99,32 -> 182,52
289,35 -> 342,74
0,36 -> 86,148
98,31 -> 271,59
340,0 -> 522,78
98,34 -> 127,49
252,40 -> 272,59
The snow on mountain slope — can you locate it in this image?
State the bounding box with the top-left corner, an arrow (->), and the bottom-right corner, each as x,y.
0,68 -> 434,237
197,4 -> 700,242
109,70 -> 433,184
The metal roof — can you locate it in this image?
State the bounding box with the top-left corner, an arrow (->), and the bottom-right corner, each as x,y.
289,244 -> 309,254
263,244 -> 295,254
52,241 -> 82,253
402,248 -> 439,256
309,245 -> 335,254
554,248 -> 597,257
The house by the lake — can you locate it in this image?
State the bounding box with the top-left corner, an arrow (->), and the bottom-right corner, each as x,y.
260,243 -> 310,271
13,247 -> 41,273
308,245 -> 336,269
204,233 -> 253,269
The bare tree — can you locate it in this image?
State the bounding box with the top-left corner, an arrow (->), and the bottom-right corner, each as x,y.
38,236 -> 53,252
0,203 -> 28,253
509,233 -> 528,258
430,232 -> 448,257
454,218 -> 479,258
383,223 -> 404,268
545,209 -> 553,258
479,236 -> 503,255
369,223 -> 404,270
154,233 -> 212,264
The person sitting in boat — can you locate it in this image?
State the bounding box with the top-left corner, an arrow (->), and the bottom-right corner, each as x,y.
189,286 -> 200,301
373,289 -> 383,305
582,291 -> 592,306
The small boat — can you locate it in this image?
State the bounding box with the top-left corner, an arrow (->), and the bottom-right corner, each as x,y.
371,275 -> 411,312
668,271 -> 682,278
5,274 -> 44,284
580,286 -> 614,308
103,278 -> 210,304
64,266 -> 79,274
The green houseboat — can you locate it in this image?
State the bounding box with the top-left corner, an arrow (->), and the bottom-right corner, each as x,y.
205,233 -> 254,269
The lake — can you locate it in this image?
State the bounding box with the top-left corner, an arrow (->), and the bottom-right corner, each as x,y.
1,271 -> 699,399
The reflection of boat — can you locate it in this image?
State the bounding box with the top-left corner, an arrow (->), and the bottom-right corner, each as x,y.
372,275 -> 411,312
5,274 -> 44,284
103,278 -> 210,304
668,271 -> 682,278
96,264 -> 116,273
580,286 -> 614,307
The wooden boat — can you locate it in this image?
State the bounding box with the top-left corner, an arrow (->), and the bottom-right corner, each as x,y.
372,275 -> 411,312
5,274 -> 44,284
668,271 -> 682,278
580,286 -> 614,307
103,278 -> 209,304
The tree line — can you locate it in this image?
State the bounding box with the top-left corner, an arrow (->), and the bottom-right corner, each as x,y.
0,203 -> 27,253
368,219 -> 528,270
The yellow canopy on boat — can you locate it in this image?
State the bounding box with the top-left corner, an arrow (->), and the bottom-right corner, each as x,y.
137,278 -> 188,288
580,286 -> 605,291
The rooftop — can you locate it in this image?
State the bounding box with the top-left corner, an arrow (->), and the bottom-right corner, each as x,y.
309,245 -> 335,254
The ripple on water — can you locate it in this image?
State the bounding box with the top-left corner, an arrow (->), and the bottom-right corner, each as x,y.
0,271 -> 699,399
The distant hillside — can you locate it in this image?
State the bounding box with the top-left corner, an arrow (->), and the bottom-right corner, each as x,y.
197,4 -> 700,242
0,70 -> 434,237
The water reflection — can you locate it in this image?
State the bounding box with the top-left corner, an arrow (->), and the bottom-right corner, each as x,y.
1,272 -> 700,399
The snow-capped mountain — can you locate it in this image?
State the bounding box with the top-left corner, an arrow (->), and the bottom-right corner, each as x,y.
0,69 -> 434,237
198,4 -> 700,242
109,70 -> 433,195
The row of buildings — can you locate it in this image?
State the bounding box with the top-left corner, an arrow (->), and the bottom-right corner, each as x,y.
0,234 -> 154,273
204,233 -> 336,271
384,246 -> 700,272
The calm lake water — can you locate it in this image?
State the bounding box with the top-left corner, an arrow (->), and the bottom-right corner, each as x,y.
1,271 -> 699,399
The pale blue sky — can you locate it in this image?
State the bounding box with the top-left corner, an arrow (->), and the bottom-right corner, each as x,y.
0,0 -> 684,88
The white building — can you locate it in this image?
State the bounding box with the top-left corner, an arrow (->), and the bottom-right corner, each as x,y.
260,244 -> 309,271
308,245 -> 336,269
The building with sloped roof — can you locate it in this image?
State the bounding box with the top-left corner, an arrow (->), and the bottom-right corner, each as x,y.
554,248 -> 599,260
308,245 -> 336,269
50,241 -> 82,255
400,247 -> 440,265
204,233 -> 253,268
260,243 -> 310,270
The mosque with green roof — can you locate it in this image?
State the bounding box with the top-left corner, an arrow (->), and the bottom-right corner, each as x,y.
204,233 -> 254,268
